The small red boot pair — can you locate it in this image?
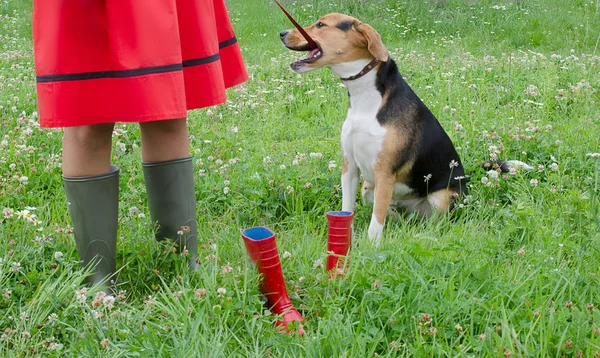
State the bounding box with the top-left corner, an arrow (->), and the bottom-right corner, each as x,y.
241,211 -> 354,336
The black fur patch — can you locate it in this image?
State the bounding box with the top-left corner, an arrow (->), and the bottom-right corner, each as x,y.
336,20 -> 353,32
374,59 -> 468,196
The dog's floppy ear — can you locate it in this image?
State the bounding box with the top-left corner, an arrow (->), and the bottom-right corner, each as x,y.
354,22 -> 389,62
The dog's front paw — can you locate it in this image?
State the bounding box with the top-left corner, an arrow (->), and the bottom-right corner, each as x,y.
367,219 -> 383,247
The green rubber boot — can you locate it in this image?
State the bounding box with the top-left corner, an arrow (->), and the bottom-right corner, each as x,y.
142,157 -> 198,268
63,165 -> 119,290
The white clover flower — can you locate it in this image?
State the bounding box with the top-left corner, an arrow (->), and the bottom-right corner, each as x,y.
217,287 -> 226,295
530,179 -> 539,187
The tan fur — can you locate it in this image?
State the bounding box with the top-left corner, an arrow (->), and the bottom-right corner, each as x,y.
354,23 -> 389,61
283,13 -> 385,70
342,154 -> 349,174
428,189 -> 455,214
370,125 -> 414,225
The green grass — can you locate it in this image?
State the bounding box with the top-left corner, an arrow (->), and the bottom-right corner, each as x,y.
1,0 -> 600,356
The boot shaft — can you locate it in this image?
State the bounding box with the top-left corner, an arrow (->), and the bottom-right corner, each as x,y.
241,227 -> 293,312
63,165 -> 120,288
326,211 -> 354,271
142,157 -> 198,266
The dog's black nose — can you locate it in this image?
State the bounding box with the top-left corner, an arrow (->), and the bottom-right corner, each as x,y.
280,30 -> 288,39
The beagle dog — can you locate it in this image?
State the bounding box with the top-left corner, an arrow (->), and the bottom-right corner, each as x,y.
280,13 -> 467,246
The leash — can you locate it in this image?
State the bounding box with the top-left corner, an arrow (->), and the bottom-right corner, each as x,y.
273,0 -> 318,50
340,58 -> 381,81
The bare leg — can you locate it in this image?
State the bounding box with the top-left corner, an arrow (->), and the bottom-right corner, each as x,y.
139,118 -> 190,162
62,123 -> 115,176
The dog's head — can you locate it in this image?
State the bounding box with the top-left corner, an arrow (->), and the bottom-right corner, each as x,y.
280,13 -> 388,74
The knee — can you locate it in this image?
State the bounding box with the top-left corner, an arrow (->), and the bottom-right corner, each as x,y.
64,123 -> 114,152
140,118 -> 187,138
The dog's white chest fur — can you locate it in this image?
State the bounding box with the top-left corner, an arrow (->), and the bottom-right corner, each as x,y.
341,86 -> 384,185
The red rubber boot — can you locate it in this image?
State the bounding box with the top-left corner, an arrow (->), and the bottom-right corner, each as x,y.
326,211 -> 354,275
241,227 -> 304,336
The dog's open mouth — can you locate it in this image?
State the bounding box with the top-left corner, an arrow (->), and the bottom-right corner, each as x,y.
290,43 -> 323,70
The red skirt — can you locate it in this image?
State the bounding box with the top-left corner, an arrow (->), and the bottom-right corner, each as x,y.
32,0 -> 248,128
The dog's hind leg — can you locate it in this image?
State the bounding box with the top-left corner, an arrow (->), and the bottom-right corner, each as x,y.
360,180 -> 374,206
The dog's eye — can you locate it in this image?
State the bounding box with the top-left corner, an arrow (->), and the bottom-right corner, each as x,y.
315,21 -> 326,28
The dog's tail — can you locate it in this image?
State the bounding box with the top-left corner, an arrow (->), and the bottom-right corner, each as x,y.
481,160 -> 534,172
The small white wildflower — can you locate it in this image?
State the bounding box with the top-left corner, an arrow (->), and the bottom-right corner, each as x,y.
2,208 -> 15,219
217,287 -> 226,295
10,262 -> 21,273
47,313 -> 58,323
292,159 -> 299,165
449,160 -> 459,168
103,295 -> 115,310
223,187 -> 231,195
509,167 -> 517,176
53,251 -> 63,261
223,180 -> 230,186
286,185 -> 294,194
195,288 -> 207,299
279,164 -> 286,170
328,161 -> 337,171
18,176 -> 28,184
116,141 -> 126,152
550,163 -> 559,171
424,174 -> 432,182
47,342 -> 63,351
530,179 -> 539,187
487,170 -> 499,179
128,207 -> 139,216
138,213 -> 146,219
309,152 -> 323,159
313,259 -> 324,269
524,84 -> 540,97
177,230 -> 184,235
20,311 -> 29,320
282,251 -> 292,259
481,177 -> 489,185
221,265 -> 232,274
230,126 -> 238,133
263,156 -> 272,164
22,331 -> 31,339
100,338 -> 110,349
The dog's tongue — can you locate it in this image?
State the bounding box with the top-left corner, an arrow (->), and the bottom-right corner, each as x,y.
274,0 -> 318,50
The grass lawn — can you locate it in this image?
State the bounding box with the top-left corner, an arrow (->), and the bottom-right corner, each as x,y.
1,0 -> 600,356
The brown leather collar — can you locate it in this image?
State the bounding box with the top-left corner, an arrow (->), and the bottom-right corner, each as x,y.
340,58 -> 381,81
